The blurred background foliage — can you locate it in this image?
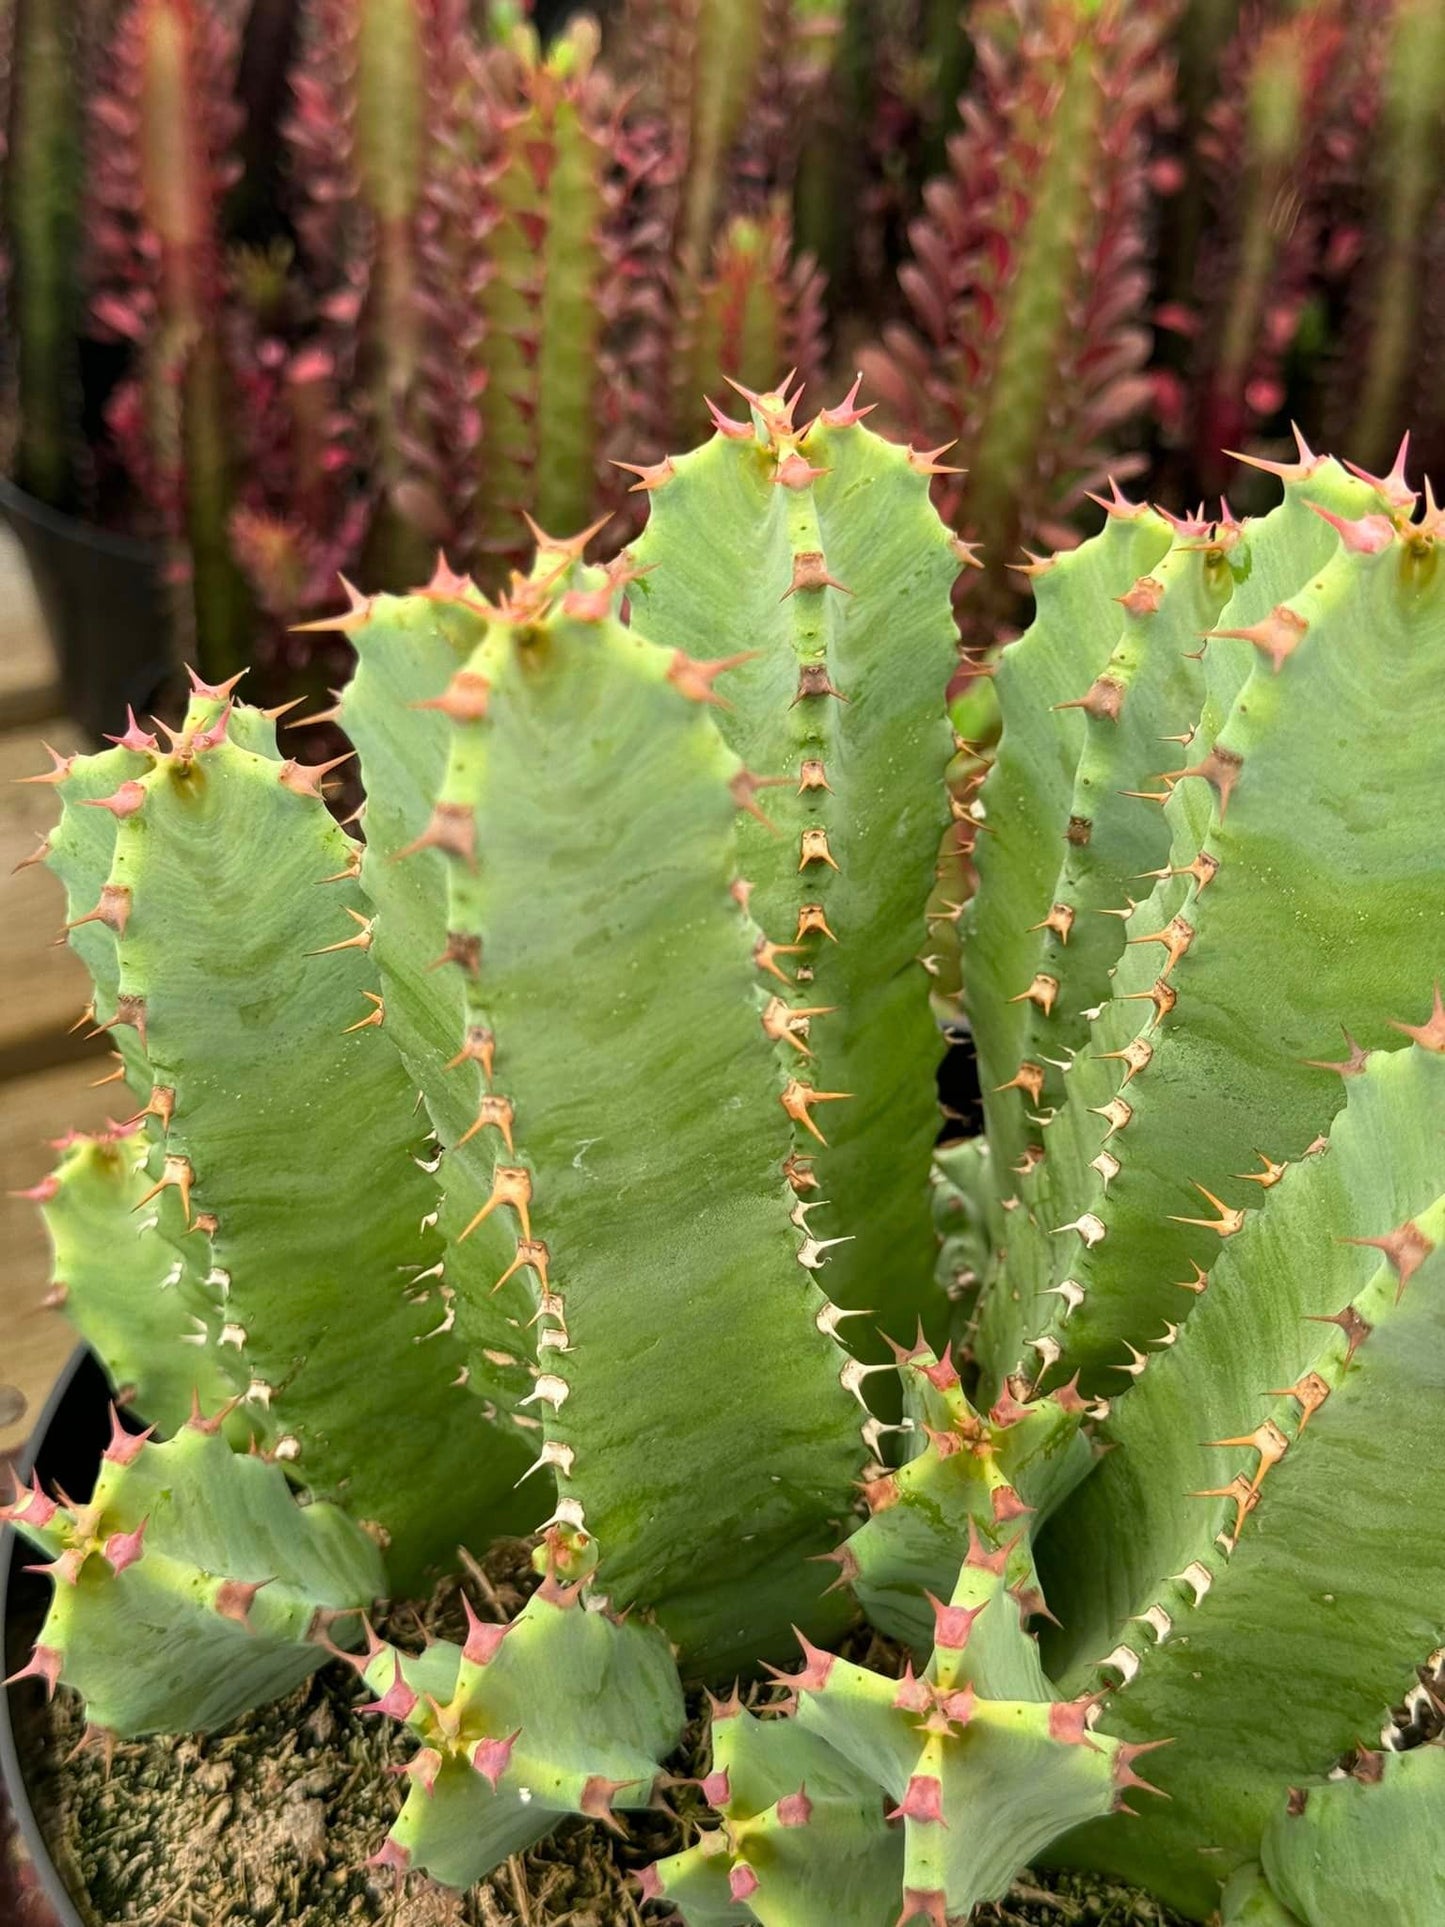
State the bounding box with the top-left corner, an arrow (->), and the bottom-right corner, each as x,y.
1,0 -> 1441,695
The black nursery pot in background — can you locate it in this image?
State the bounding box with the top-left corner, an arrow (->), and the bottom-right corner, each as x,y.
0,480 -> 179,748
1,1348 -> 113,1927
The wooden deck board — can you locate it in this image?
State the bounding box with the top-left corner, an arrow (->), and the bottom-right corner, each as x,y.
0,1058 -> 118,1453
0,526 -> 62,730
0,531 -> 97,1454
0,726 -> 92,1069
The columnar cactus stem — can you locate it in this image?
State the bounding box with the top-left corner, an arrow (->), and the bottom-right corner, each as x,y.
421,540 -> 867,1667
669,210 -> 827,445
861,0 -> 1170,637
1185,4 -> 1346,487
840,1334 -> 1098,1652
972,452 -> 1422,1390
629,381 -> 962,1346
6,1417 -> 384,1734
1339,0 -> 1445,470
331,0 -> 434,586
48,691 -> 539,1587
1256,1743 -> 1445,1925
90,0 -> 254,677
354,1580 -> 684,1884
328,572 -> 567,1421
650,1700 -> 903,1922
472,20 -> 621,567
4,0 -> 85,508
963,493 -> 1173,1194
623,0 -> 775,277
749,1531 -> 1160,1922
38,1127 -> 235,1435
1041,1043 -> 1445,1917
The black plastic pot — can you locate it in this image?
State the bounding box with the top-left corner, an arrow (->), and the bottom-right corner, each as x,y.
0,479 -> 180,747
1,1347 -> 116,1927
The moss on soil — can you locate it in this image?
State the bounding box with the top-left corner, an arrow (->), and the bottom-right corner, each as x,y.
17,1538 -> 1190,1927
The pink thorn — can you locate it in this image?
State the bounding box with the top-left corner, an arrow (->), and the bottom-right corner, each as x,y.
728,1864 -> 760,1902
4,1470 -> 58,1530
82,781 -> 148,820
422,552 -> 475,600
776,1786 -> 813,1827
704,395 -> 753,440
1343,433 -> 1414,511
277,751 -> 356,799
705,1684 -> 745,1722
460,1595 -> 509,1666
883,1326 -> 932,1368
892,1664 -> 933,1714
987,1387 -> 1032,1428
921,1350 -> 961,1394
313,1610 -> 385,1674
819,373 -> 877,428
1084,476 -> 1144,520
535,1570 -> 586,1610
32,1547 -> 84,1587
406,1746 -> 443,1797
471,1728 -> 520,1789
103,708 -> 161,754
1155,503 -> 1211,539
1114,1738 -> 1173,1800
365,1837 -> 411,1873
360,1655 -> 419,1722
1051,1373 -> 1090,1416
791,1629 -> 837,1692
192,704 -> 233,753
214,1577 -> 271,1629
102,1518 -> 147,1576
1305,503 -> 1396,554
700,1767 -> 731,1807
927,1594 -> 984,1650
16,743 -> 76,787
888,1774 -> 946,1825
773,451 -> 829,490
5,1645 -> 62,1699
102,1406 -> 154,1467
1289,422 -> 1318,468
186,1388 -> 242,1435
907,441 -> 963,478
632,1864 -> 664,1900
1221,426 -> 1321,483
992,1485 -> 1034,1523
963,1518 -> 1012,1576
581,1775 -> 635,1828
812,1544 -> 861,1595
896,1887 -> 949,1927
937,1684 -> 976,1727
185,665 -> 247,704
11,1175 -> 60,1204
1049,1696 -> 1105,1747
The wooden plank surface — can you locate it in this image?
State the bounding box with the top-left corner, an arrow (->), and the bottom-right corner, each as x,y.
0,726 -> 92,1070
0,525 -> 62,729
0,1058 -> 119,1454
0,531 -> 100,1454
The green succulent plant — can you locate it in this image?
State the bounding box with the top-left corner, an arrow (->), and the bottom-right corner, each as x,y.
8,392 -> 1445,1925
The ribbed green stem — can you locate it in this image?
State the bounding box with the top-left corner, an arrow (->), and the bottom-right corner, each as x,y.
8,0 -> 84,507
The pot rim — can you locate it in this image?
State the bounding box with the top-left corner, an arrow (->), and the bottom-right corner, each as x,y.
1,1344 -> 98,1927
0,475 -> 161,567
